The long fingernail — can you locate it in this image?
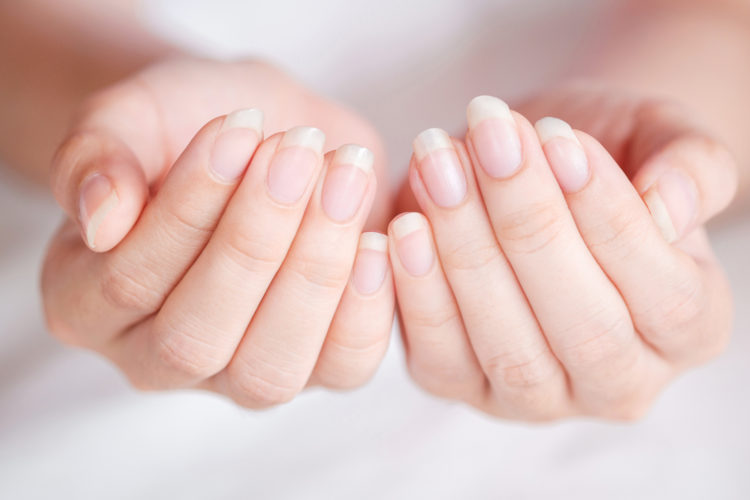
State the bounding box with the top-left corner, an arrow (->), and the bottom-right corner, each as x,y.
642,169 -> 698,243
413,128 -> 467,208
210,108 -> 264,182
467,95 -> 522,179
351,232 -> 389,295
266,126 -> 326,204
391,213 -> 434,277
321,144 -> 373,222
535,117 -> 590,193
79,173 -> 119,250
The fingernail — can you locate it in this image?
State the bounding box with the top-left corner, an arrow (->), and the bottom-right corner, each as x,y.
321,144 -> 373,222
210,108 -> 264,182
535,117 -> 590,193
79,173 -> 119,249
391,213 -> 434,277
466,95 -> 522,179
351,232 -> 389,295
412,128 -> 467,207
266,126 -> 326,204
642,169 -> 698,243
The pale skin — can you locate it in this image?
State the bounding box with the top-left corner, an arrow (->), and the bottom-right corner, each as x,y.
1,0 -> 748,418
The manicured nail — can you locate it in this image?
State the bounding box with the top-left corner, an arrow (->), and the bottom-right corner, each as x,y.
466,95 -> 522,179
642,169 -> 698,243
321,144 -> 373,222
412,128 -> 467,207
79,173 -> 119,249
267,126 -> 326,204
351,232 -> 389,295
391,213 -> 434,277
210,108 -> 264,182
535,117 -> 590,193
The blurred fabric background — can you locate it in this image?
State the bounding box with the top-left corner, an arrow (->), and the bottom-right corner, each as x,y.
1,1 -> 748,498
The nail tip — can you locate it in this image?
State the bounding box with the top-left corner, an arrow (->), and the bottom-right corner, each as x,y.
223,108 -> 264,135
414,128 -> 452,159
467,95 -> 512,129
333,144 -> 374,172
359,231 -> 388,251
280,126 -> 326,152
391,212 -> 425,239
534,117 -> 579,145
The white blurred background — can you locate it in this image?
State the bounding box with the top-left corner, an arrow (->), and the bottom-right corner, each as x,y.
1,0 -> 748,498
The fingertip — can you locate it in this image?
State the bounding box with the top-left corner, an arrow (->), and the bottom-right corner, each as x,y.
52,131 -> 149,252
78,154 -> 148,252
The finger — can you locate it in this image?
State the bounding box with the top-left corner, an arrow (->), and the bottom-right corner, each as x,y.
101,109 -> 263,319
109,126 -> 326,387
49,82 -> 174,252
51,129 -> 148,252
549,126 -> 732,366
408,127 -> 569,419
43,109 -> 264,347
309,232 -> 394,390
215,144 -> 377,408
628,102 -> 738,242
388,212 -> 487,405
466,96 -> 650,417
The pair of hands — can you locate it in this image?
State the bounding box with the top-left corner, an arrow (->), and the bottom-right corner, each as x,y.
42,58 -> 736,420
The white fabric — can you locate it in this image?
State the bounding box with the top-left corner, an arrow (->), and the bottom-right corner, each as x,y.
1,1 -> 749,498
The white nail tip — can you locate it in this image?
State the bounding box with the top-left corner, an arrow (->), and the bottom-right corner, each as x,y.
392,213 -> 425,240
333,144 -> 374,172
643,188 -> 678,243
223,108 -> 264,135
359,232 -> 388,252
413,128 -> 453,161
467,95 -> 513,129
534,117 -> 580,145
280,126 -> 326,152
85,190 -> 119,249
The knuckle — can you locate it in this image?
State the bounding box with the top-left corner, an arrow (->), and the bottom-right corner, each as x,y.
155,207 -> 215,249
285,253 -> 350,295
641,269 -> 707,345
484,348 -> 559,390
494,201 -> 566,255
406,355 -> 484,401
585,208 -> 650,261
404,306 -> 462,332
100,257 -> 162,312
228,366 -> 301,408
221,229 -> 284,275
315,336 -> 390,390
557,310 -> 634,369
440,236 -> 503,273
152,319 -> 227,382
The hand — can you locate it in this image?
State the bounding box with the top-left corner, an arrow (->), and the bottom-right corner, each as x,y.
389,90 -> 737,420
41,58 -> 394,407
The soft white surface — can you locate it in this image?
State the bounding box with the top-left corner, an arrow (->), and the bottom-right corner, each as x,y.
1,1 -> 749,498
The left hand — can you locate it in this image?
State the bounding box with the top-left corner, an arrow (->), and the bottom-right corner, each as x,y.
389,88 -> 737,420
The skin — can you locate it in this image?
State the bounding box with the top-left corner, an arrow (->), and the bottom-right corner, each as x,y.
1,0 -> 748,417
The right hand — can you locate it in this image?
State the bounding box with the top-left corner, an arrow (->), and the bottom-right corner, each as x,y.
41,58 -> 394,407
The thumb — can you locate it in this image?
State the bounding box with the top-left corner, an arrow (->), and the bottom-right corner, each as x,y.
628,103 -> 738,243
50,129 -> 148,252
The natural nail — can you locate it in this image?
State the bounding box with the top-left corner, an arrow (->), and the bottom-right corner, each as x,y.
267,126 -> 326,204
351,232 -> 389,295
210,108 -> 264,182
79,173 -> 119,249
413,128 -> 467,208
466,95 -> 522,179
391,213 -> 434,277
535,117 -> 590,193
642,168 -> 698,243
321,144 -> 373,222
